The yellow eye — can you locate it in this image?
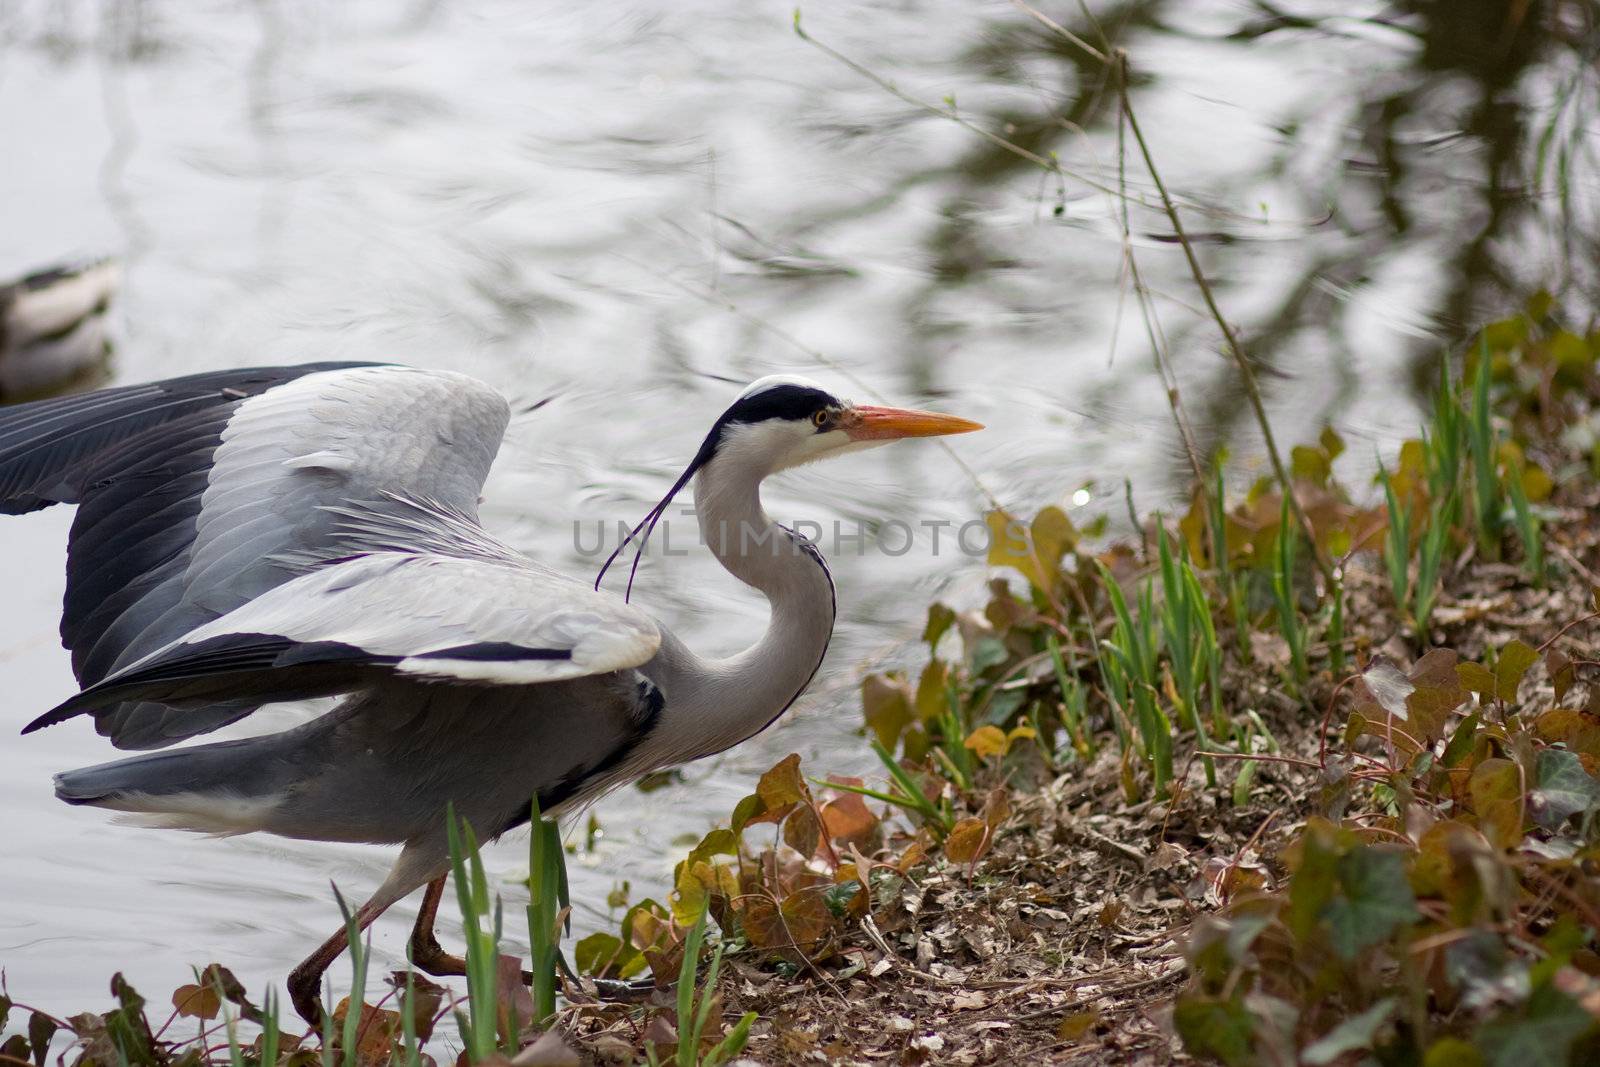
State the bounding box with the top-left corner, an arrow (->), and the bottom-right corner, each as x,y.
811,409 -> 830,429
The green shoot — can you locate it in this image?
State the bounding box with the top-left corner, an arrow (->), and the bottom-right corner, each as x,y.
398,968 -> 420,1067
1327,571 -> 1346,678
651,906 -> 756,1067
260,989 -> 281,1067
1184,565 -> 1226,736
1425,356 -> 1464,520
216,978 -> 245,1067
526,796 -> 562,1028
1506,463 -> 1545,585
935,686 -> 975,791
1413,491 -> 1454,637
1156,525 -> 1216,786
1378,460 -> 1410,613
1046,633 -> 1094,758
446,805 -> 503,1063
1095,560 -> 1170,791
1209,455 -> 1252,665
1270,495 -> 1308,693
1468,346 -> 1501,554
333,887 -> 371,1067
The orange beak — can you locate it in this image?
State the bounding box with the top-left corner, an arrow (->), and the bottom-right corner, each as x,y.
841,405 -> 985,441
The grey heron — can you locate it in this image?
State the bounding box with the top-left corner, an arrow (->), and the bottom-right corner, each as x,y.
0,362 -> 980,1023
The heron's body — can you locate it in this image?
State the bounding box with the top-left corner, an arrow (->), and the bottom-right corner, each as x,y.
0,360 -> 972,1020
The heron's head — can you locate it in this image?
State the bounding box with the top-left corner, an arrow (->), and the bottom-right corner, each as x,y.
594,375 -> 980,597
693,374 -> 983,479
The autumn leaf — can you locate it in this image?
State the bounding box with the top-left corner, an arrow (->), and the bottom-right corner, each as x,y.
782,803 -> 823,861
922,602 -> 956,649
171,984 -> 220,1021
861,674 -> 913,749
1546,648 -> 1575,703
1494,640 -> 1538,702
1469,759 -> 1524,849
915,660 -> 949,722
944,817 -> 990,866
1458,660 -> 1497,702
964,724 -> 1009,759
1352,651 -> 1465,757
756,754 -> 808,815
819,791 -> 879,849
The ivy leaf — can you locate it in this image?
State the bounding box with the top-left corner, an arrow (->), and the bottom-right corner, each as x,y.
0,1037 -> 29,1067
778,891 -> 833,950
671,862 -> 710,926
1424,1037 -> 1485,1067
756,753 -> 809,814
914,660 -> 949,722
1441,711 -> 1482,768
1030,506 -> 1079,569
1361,659 -> 1414,721
1458,661 -> 1498,702
963,725 -> 1009,759
1352,651 -> 1464,757
922,602 -> 956,649
573,931 -> 622,975
819,790 -> 879,849
688,827 -> 737,868
730,793 -> 767,833
1495,640 -> 1538,702
860,674 -> 913,750
1292,444 -> 1331,487
1546,648 -> 1575,703
944,817 -> 990,866
1323,847 -> 1419,960
26,1013 -> 57,1067
1173,993 -> 1256,1067
1529,748 -> 1600,831
1320,425 -> 1346,461
1469,759 -> 1524,848
1287,819 -> 1342,942
1475,983 -> 1595,1067
781,803 -> 822,860
984,507 -> 1076,591
1303,997 -> 1395,1065
170,984 -> 220,1021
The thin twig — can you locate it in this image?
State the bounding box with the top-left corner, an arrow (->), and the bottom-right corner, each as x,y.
793,12 -> 1128,201
1114,50 -> 1334,588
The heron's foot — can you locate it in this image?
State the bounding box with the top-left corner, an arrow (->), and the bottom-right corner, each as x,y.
409,930 -> 468,978
286,961 -> 328,1029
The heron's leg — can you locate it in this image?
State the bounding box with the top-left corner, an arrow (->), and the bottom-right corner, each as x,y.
287,895 -> 391,1027
407,875 -> 649,999
407,876 -> 467,977
287,845 -> 442,1028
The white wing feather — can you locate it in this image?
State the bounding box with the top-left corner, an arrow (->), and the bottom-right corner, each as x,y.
170,552 -> 661,685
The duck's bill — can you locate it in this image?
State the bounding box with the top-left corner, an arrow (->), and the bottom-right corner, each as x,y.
843,405 -> 984,440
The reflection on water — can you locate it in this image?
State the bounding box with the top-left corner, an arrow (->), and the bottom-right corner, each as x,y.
0,0 -> 1593,1013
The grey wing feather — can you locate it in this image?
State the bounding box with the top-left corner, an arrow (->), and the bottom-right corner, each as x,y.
27,552 -> 661,732
0,363 -> 518,747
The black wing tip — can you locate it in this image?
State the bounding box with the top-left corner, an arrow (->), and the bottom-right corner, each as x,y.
22,705 -> 78,735
411,642 -> 572,662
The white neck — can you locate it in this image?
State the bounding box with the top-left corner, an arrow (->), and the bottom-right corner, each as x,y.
642,460 -> 836,766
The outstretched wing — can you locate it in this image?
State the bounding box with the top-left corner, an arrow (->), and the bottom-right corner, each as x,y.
27,551 -> 661,732
0,363 -> 515,747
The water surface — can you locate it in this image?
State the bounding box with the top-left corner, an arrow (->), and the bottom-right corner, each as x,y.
1,0 -> 1590,1012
